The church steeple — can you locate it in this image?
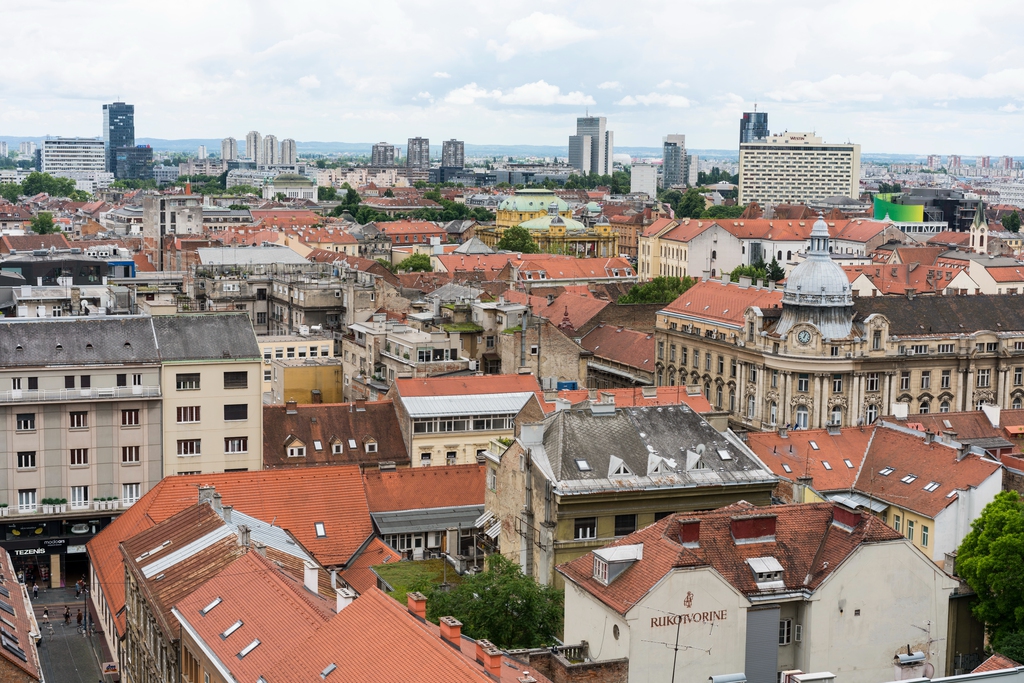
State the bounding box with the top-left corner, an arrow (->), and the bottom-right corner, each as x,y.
970,201 -> 987,254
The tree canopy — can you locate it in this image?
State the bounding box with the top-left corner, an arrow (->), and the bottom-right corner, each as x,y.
425,555 -> 563,649
957,491 -> 1024,644
765,257 -> 786,282
701,204 -> 746,220
30,212 -> 60,234
396,253 -> 432,272
496,225 -> 540,253
729,263 -> 767,283
0,183 -> 20,204
563,170 -> 631,195
1002,211 -> 1021,233
619,276 -> 696,304
318,186 -> 338,201
696,167 -> 739,186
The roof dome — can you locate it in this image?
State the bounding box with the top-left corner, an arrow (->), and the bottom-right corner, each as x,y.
775,214 -> 855,340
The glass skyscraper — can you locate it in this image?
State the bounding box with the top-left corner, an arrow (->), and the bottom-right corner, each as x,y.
739,111 -> 769,145
103,102 -> 135,173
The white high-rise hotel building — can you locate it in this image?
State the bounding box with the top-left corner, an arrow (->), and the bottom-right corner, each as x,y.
569,116 -> 614,176
738,132 -> 860,206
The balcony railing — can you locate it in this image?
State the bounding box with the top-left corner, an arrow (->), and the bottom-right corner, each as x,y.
0,386 -> 162,404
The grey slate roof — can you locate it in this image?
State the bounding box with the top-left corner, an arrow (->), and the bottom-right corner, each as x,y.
196,246 -> 308,266
529,404 -> 776,495
854,294 -> 1024,336
0,313 -> 258,367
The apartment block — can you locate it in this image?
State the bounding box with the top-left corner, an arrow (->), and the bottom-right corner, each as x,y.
41,138 -> 105,175
739,132 -> 860,205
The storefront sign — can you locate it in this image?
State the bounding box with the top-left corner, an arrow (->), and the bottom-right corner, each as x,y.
651,610 -> 728,627
42,539 -> 65,548
12,548 -> 45,556
67,545 -> 87,554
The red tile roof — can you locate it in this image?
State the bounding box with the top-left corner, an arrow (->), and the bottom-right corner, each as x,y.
746,427 -> 874,490
250,209 -> 321,228
393,374 -> 541,397
661,279 -> 783,328
927,231 -> 971,246
559,501 -> 902,616
0,233 -> 70,253
363,464 -> 484,512
985,266 -> 1024,283
537,292 -> 609,331
87,466 -> 373,637
553,385 -> 713,413
375,220 -> 444,235
578,324 -> 655,370
339,537 -> 399,594
974,653 -> 1022,672
843,262 -> 961,294
0,549 -> 42,681
133,253 -> 157,272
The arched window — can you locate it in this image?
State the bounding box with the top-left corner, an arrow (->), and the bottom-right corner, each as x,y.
786,251 -> 792,260
831,406 -> 842,425
711,250 -> 717,260
704,383 -> 711,401
729,390 -> 735,413
656,369 -> 663,385
668,370 -> 675,386
795,405 -> 809,429
940,401 -> 950,413
747,395 -> 756,419
919,401 -> 930,414
710,269 -> 716,278
866,404 -> 878,424
716,386 -> 723,409
769,401 -> 778,425
777,251 -> 782,261
1015,397 -> 1023,410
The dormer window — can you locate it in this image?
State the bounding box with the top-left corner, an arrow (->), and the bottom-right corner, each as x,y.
592,544 -> 643,585
332,442 -> 342,454
287,444 -> 306,458
609,456 -> 632,477
365,439 -> 378,453
746,557 -> 784,589
593,557 -> 608,583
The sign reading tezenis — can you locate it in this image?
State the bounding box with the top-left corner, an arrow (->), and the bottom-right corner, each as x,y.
651,610 -> 727,628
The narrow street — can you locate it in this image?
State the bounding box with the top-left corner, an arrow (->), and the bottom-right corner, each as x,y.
33,586 -> 104,683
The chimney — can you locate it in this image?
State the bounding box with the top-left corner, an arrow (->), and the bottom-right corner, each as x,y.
237,524 -> 251,548
286,400 -> 298,415
826,423 -> 841,436
679,519 -> 700,547
407,591 -> 427,620
832,504 -> 862,530
483,647 -> 503,678
439,616 -> 463,645
222,505 -> 233,523
730,514 -> 777,542
778,426 -> 788,438
335,586 -> 356,612
923,429 -> 934,444
303,560 -> 318,593
355,397 -> 367,412
211,492 -> 224,515
599,391 -> 615,404
198,485 -> 216,506
641,385 -> 657,398
553,397 -> 572,412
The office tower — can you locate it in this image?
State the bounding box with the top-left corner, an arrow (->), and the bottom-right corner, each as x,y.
662,134 -> 686,188
686,154 -> 699,187
630,164 -> 657,197
406,137 -> 430,170
198,145 -> 207,160
115,145 -> 154,180
19,141 -> 36,156
280,139 -> 297,165
738,132 -> 860,205
246,131 -> 262,164
103,102 -> 135,173
739,111 -> 769,144
262,135 -> 279,165
371,142 -> 396,166
441,139 -> 465,168
0,142 -> 6,158
568,117 -> 613,176
42,138 -> 105,174
221,137 -> 238,161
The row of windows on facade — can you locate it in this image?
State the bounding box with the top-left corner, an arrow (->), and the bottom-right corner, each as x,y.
15,484 -> 141,511
14,404 -> 248,431
572,512 -> 676,540
412,415 -> 515,434
417,449 -> 486,466
177,438 -> 249,456
884,512 -> 930,547
7,371 -> 250,392
262,345 -> 331,361
14,446 -> 143,468
285,438 -> 377,458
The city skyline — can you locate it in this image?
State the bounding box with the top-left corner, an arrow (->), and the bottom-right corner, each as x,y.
1,1 -> 1023,154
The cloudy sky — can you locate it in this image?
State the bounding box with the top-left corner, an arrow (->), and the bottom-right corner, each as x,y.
3,0 -> 1023,154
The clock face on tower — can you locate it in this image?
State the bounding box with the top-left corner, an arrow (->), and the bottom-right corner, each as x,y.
797,330 -> 811,344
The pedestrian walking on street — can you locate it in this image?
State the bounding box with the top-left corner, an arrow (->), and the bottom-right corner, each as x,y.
32,583 -> 37,599
75,580 -> 81,598
42,607 -> 48,621
63,606 -> 70,625
76,609 -> 82,628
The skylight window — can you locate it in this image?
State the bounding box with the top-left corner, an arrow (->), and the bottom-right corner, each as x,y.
943,419 -> 953,429
879,467 -> 895,476
900,474 -> 918,484
809,441 -> 819,450
575,459 -> 591,472
946,490 -> 958,498
782,464 -> 792,473
717,449 -> 733,461
843,459 -> 854,468
923,482 -> 940,492
238,639 -> 260,659
315,522 -> 326,538
821,461 -> 832,470
348,439 -> 357,449
222,620 -> 243,639
313,440 -> 323,451
200,597 -> 222,616
321,663 -> 338,679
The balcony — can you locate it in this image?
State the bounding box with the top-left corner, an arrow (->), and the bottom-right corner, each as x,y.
0,386 -> 162,404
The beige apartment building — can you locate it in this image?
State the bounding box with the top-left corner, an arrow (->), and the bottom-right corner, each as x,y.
654,217 -> 1024,431
739,132 -> 860,205
256,334 -> 335,397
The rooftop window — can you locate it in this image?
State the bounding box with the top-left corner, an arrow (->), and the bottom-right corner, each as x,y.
314,522 -> 326,538
879,467 -> 895,476
822,461 -> 832,470
200,597 -> 222,616
575,459 -> 591,472
901,474 -> 918,484
923,482 -> 940,492
238,639 -> 260,659
222,620 -> 243,639
809,441 -> 819,450
843,459 -> 854,468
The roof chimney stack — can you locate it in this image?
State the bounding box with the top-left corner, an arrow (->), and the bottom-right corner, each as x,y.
198,485 -> 216,506
303,560 -> 318,593
212,492 -> 224,515
407,591 -> 427,620
221,505 -> 232,523
679,519 -> 700,547
335,586 -> 356,613
439,616 -> 463,645
286,400 -> 298,415
237,524 -> 250,548
730,514 -> 777,542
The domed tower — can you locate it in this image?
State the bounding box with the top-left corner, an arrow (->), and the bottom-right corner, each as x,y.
775,214 -> 855,340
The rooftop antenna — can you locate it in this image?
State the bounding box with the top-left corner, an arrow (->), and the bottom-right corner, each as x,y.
754,102 -> 757,113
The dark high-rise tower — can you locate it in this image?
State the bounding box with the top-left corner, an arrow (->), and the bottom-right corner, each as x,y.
739,111 -> 769,145
103,102 -> 135,173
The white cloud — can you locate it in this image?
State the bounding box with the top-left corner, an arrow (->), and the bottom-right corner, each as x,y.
415,91 -> 433,102
445,80 -> 593,107
656,80 -> 687,89
598,81 -> 621,90
433,71 -> 451,79
617,92 -> 691,107
298,74 -> 320,89
487,12 -> 597,61
1000,103 -> 1023,112
766,69 -> 1024,103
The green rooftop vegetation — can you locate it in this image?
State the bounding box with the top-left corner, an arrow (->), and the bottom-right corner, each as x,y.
443,322 -> 484,333
373,558 -> 463,605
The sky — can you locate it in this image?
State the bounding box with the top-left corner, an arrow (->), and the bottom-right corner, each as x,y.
3,0 -> 1024,155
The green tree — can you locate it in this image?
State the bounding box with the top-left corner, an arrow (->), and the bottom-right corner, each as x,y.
957,491 -> 1024,644
701,205 -> 746,220
676,188 -> 706,219
1002,211 -> 1021,233
0,183 -> 21,203
383,188 -> 395,198
228,185 -> 263,196
994,631 -> 1024,663
30,212 -> 59,234
765,257 -> 786,282
425,555 -> 563,649
729,263 -> 768,283
375,258 -> 397,274
22,172 -> 75,198
396,253 -> 432,272
496,225 -> 540,253
318,186 -> 338,201
618,276 -> 696,304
